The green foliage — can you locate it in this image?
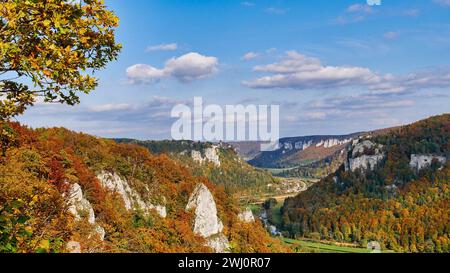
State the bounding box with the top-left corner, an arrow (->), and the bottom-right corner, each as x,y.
280,149 -> 347,179
0,0 -> 121,119
282,114 -> 450,253
0,199 -> 32,253
283,238 -> 373,253
0,122 -> 17,155
117,139 -> 278,196
263,198 -> 278,210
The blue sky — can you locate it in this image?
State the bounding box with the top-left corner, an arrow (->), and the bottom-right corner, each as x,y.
19,0 -> 450,140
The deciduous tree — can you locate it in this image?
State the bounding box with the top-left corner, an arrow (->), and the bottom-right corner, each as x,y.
0,0 -> 121,120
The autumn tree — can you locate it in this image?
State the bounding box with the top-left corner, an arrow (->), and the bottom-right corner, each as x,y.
0,0 -> 121,120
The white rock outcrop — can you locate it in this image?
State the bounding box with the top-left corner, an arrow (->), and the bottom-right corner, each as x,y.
206,234 -> 230,253
348,154 -> 385,172
186,183 -> 230,253
191,146 -> 221,167
191,150 -> 204,164
268,225 -> 281,236
238,208 -> 255,223
316,138 -> 351,148
186,184 -> 224,237
67,183 -> 105,240
66,241 -> 81,253
205,147 -> 221,166
352,140 -> 382,158
284,142 -> 293,150
346,140 -> 385,172
97,171 -> 166,218
409,154 -> 446,171
295,140 -> 313,150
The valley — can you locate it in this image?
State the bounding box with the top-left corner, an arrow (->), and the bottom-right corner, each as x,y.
234,115 -> 450,253
0,115 -> 448,253
282,238 -> 376,253
1,0 -> 449,258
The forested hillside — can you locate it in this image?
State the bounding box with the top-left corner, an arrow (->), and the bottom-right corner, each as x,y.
282,114 -> 449,253
243,134 -> 359,169
279,148 -> 347,179
115,139 -> 278,196
0,122 -> 286,253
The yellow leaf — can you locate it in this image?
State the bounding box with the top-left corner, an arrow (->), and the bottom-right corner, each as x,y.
39,240 -> 50,251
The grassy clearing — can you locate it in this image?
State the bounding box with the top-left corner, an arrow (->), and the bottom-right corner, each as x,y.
283,238 -> 374,253
248,204 -> 262,215
269,202 -> 283,226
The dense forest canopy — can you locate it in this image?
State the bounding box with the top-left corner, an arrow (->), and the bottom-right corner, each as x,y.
116,139 -> 278,196
0,122 -> 287,253
282,114 -> 449,253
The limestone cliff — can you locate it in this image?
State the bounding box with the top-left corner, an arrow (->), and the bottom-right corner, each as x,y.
346,140 -> 385,172
97,171 -> 166,218
191,146 -> 221,167
409,154 -> 446,171
186,183 -> 230,253
238,208 -> 255,223
66,183 -> 105,240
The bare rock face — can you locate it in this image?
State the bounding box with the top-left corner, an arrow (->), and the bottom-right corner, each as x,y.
66,241 -> 81,253
348,154 -> 385,172
67,183 -> 105,240
410,154 -> 446,171
97,172 -> 134,210
346,140 -> 385,172
205,147 -> 221,166
186,184 -> 223,237
238,208 -> 255,223
186,183 -> 230,253
206,234 -> 230,253
351,140 -> 381,157
191,150 -> 204,164
191,146 -> 221,167
97,171 -> 166,218
148,204 -> 167,218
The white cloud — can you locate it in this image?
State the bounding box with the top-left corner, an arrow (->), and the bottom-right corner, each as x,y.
126,52 -> 219,84
309,95 -> 415,110
90,103 -> 133,112
244,50 -> 450,92
369,70 -> 450,94
243,51 -> 381,89
242,52 -> 259,61
253,51 -> 322,74
146,43 -> 178,52
126,64 -> 166,84
164,52 -> 219,83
